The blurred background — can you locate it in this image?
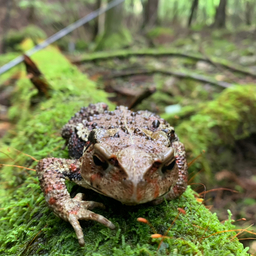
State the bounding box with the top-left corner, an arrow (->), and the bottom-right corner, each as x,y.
1,0 -> 256,252
0,0 -> 254,53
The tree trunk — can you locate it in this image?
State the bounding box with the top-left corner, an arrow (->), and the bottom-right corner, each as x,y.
94,0 -> 131,50
127,0 -> 134,27
213,0 -> 227,28
142,0 -> 159,29
27,6 -> 36,24
187,0 -> 199,27
91,0 -> 101,40
1,0 -> 12,53
172,0 -> 179,24
202,5 -> 207,22
104,0 -> 124,36
245,1 -> 252,26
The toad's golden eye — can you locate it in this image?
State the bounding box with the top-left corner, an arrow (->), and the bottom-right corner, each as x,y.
93,155 -> 108,170
162,160 -> 175,174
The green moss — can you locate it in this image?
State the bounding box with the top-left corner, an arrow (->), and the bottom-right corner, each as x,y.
173,85 -> 256,155
94,29 -> 132,51
0,183 -> 249,255
163,85 -> 256,183
0,48 -> 249,255
23,25 -> 47,43
75,48 -> 253,80
147,27 -> 174,39
3,25 -> 46,52
76,40 -> 89,51
1,45 -> 112,183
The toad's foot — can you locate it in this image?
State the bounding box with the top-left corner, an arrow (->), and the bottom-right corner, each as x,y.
36,158 -> 115,246
65,194 -> 115,246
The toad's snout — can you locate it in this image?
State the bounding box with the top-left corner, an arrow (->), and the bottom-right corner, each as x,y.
116,178 -> 160,205
115,148 -> 161,204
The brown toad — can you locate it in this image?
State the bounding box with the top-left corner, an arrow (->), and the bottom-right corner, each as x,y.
36,103 -> 188,246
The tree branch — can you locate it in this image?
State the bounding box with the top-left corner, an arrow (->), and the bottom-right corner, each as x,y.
106,68 -> 233,88
72,49 -> 256,78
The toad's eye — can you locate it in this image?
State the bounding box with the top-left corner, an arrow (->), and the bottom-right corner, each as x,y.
93,155 -> 108,170
162,160 -> 175,174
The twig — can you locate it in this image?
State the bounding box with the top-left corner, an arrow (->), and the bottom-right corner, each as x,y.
128,86 -> 156,109
198,46 -> 238,83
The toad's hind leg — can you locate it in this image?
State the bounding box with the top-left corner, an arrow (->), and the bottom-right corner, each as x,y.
37,157 -> 115,246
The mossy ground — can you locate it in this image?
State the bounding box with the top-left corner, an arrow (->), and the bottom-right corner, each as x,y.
94,28 -> 132,51
0,47 -> 249,255
3,25 -> 47,52
161,84 -> 256,183
74,47 -> 256,192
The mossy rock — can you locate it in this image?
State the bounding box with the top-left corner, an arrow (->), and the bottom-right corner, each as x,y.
0,48 -> 249,255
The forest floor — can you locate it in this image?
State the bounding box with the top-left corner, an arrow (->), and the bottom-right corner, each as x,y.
1,26 -> 256,253
68,27 -> 256,252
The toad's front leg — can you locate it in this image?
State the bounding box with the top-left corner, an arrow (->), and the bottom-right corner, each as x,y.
36,157 -> 115,246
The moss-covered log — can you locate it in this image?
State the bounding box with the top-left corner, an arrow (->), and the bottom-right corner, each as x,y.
166,84 -> 256,185
71,48 -> 256,78
108,68 -> 233,88
0,47 -> 249,255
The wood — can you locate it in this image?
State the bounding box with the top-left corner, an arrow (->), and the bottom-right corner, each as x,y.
1,0 -> 12,53
128,86 -> 156,109
23,55 -> 51,97
188,0 -> 199,27
213,0 -> 227,28
72,49 -> 256,78
143,0 -> 159,28
107,69 -> 233,88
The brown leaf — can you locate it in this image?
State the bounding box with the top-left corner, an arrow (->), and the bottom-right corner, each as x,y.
23,55 -> 51,97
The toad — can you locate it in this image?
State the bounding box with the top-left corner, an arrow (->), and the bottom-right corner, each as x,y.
36,103 -> 188,246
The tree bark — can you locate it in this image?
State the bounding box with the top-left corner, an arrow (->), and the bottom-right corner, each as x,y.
91,0 -> 101,40
188,0 -> 199,27
142,0 -> 159,29
127,0 -> 134,27
213,0 -> 227,28
245,1 -> 252,25
104,0 -> 124,36
1,0 -> 12,53
27,6 -> 36,24
172,0 -> 179,24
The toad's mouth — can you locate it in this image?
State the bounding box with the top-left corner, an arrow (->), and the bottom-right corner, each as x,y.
88,178 -> 168,205
86,183 -> 108,196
